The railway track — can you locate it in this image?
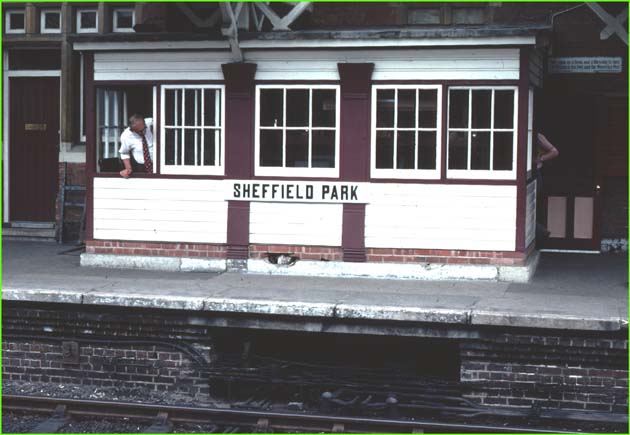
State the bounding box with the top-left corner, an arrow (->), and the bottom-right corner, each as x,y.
2,394 -> 619,434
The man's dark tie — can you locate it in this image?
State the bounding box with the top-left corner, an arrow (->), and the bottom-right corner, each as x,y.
139,131 -> 153,173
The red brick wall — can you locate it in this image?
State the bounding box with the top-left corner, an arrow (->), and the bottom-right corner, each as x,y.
86,240 -> 537,267
86,240 -> 227,258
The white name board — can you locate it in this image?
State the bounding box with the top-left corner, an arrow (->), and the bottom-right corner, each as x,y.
227,180 -> 366,203
548,57 -> 622,74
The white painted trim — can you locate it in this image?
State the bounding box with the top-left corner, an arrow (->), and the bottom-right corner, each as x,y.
76,9 -> 98,34
74,41 -> 230,51
73,36 -> 536,52
539,249 -> 601,254
160,84 -> 226,176
370,84 -> 442,180
446,86 -> 518,180
40,9 -> 62,34
5,10 -> 26,34
6,70 -> 61,77
79,54 -> 86,142
254,84 -> 340,178
239,36 -> 537,49
3,51 -> 9,222
113,8 -> 135,33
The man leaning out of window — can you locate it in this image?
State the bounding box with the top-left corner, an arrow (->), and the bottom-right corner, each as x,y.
119,113 -> 154,178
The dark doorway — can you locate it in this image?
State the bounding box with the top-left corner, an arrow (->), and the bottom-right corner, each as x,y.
9,77 -> 60,222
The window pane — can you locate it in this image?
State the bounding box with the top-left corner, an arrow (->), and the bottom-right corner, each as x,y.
397,89 -> 416,128
184,129 -> 195,165
45,12 -> 60,29
312,89 -> 336,127
312,130 -> 335,168
448,131 -> 468,169
10,13 -> 24,29
376,89 -> 395,128
418,89 -> 438,128
165,89 -> 181,126
471,90 -> 491,129
286,89 -> 309,127
449,90 -> 469,128
418,131 -> 437,170
260,130 -> 283,167
203,129 -> 219,166
164,129 -> 180,165
286,130 -> 308,167
184,89 -> 198,126
204,89 -> 220,127
260,89 -> 283,127
471,132 -> 490,170
375,130 -> 394,169
80,11 -> 96,28
116,10 -> 133,28
494,90 -> 515,129
396,131 -> 415,169
493,132 -> 513,170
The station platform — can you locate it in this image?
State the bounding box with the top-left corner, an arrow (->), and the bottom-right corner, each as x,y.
2,240 -> 628,333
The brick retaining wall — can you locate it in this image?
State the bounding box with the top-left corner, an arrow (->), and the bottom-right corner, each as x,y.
460,333 -> 628,413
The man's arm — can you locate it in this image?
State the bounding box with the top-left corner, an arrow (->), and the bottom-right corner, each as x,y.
535,133 -> 559,166
119,134 -> 133,178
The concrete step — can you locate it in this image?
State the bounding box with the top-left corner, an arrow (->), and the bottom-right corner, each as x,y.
3,225 -> 56,241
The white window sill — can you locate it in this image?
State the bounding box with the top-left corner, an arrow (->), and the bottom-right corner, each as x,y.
446,169 -> 517,181
371,168 -> 441,180
255,167 -> 339,178
161,166 -> 224,176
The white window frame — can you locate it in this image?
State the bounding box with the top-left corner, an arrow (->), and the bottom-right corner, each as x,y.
527,86 -> 534,173
76,9 -> 98,33
446,86 -> 519,180
255,84 -> 340,178
371,84 -> 442,180
5,10 -> 26,34
113,8 -> 135,33
40,9 -> 62,34
160,84 -> 225,176
79,53 -> 86,142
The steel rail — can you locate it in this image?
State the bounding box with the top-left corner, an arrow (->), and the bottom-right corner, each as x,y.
2,394 -> 588,434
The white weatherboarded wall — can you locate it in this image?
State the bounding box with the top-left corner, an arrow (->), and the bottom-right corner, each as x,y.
249,202 -> 343,246
525,179 -> 537,248
93,51 -> 233,81
94,48 -> 520,82
93,178 -> 227,243
365,184 -> 517,251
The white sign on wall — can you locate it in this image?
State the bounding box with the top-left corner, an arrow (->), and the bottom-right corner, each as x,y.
227,180 -> 366,203
548,57 -> 623,74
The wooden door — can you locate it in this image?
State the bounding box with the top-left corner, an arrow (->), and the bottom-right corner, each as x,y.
539,94 -> 600,251
9,77 -> 60,222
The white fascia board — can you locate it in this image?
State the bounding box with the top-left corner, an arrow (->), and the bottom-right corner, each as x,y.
239,36 -> 537,49
73,36 -> 536,52
73,40 -> 230,51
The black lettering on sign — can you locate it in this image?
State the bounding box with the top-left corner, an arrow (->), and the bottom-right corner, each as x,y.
252,184 -> 260,199
322,185 -> 330,200
306,185 -> 314,199
233,183 -> 241,198
351,185 -> 358,201
330,186 -> 339,200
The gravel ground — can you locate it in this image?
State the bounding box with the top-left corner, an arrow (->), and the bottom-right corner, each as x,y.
57,417 -> 144,434
2,411 -> 47,433
2,380 -> 216,407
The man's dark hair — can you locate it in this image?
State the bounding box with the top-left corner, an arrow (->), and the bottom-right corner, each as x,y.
128,113 -> 144,125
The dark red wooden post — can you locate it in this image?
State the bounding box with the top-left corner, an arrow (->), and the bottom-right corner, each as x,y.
84,53 -> 95,241
515,49 -> 529,252
338,63 -> 373,262
222,63 -> 257,260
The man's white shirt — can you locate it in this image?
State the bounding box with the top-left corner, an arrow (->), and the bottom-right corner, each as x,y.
119,118 -> 154,165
